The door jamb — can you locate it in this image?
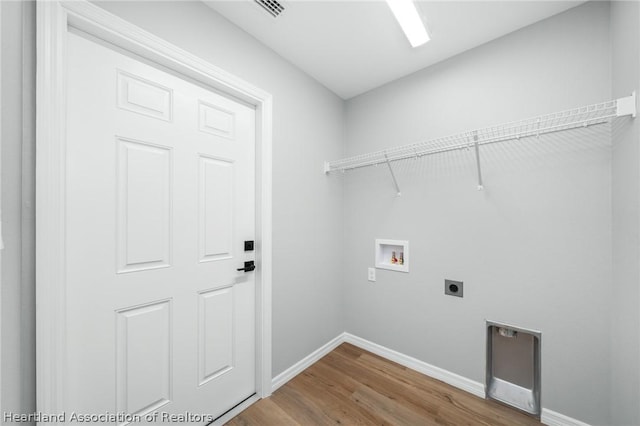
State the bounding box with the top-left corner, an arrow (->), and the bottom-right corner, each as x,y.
36,0 -> 273,417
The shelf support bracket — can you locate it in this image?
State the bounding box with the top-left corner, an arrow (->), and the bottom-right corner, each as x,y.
473,133 -> 484,191
617,91 -> 637,118
384,153 -> 402,196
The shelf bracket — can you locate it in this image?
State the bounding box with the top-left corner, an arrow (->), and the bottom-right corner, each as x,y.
384,153 -> 402,196
473,133 -> 484,191
617,91 -> 637,118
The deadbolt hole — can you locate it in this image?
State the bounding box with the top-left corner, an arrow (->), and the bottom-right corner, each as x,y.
449,284 -> 459,293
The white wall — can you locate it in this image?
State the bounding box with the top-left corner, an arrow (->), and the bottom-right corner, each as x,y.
0,0 -> 36,419
610,1 -> 640,425
343,2 -> 613,424
94,1 -> 346,379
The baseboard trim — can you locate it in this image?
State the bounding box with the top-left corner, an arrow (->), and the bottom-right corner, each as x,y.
271,333 -> 345,392
541,408 -> 591,426
270,332 -> 591,426
343,333 -> 486,399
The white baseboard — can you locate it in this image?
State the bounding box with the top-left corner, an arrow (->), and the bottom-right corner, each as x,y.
343,333 -> 486,399
270,332 -> 590,426
271,333 -> 345,392
541,408 -> 591,426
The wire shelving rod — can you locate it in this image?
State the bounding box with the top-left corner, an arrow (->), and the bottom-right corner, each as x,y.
324,93 -> 637,176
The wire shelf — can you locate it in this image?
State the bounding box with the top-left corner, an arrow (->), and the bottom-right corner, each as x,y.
325,94 -> 636,175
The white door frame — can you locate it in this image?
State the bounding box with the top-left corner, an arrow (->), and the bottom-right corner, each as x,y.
36,0 -> 273,419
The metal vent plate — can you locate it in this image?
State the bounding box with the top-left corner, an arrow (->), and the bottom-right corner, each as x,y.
254,0 -> 286,18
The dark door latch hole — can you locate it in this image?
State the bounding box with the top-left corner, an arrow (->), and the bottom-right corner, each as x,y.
449,284 -> 459,293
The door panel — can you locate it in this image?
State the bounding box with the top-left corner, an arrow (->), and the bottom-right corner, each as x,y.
199,155 -> 234,262
198,286 -> 234,385
116,300 -> 173,415
117,70 -> 173,122
198,101 -> 235,139
65,30 -> 256,422
117,138 -> 172,272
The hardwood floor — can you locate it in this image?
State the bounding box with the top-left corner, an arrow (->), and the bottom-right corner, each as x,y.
226,343 -> 542,426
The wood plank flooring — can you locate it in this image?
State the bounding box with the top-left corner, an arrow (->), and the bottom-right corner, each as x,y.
226,343 -> 542,426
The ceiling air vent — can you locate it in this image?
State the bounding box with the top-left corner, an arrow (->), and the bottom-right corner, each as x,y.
254,0 -> 286,18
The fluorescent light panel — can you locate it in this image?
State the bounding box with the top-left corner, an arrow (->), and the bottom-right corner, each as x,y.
386,0 -> 430,47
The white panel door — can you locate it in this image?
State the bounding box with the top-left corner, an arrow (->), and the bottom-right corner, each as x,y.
65,31 -> 256,423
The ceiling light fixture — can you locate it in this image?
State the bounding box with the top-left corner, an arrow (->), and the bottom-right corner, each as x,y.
385,0 -> 430,48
